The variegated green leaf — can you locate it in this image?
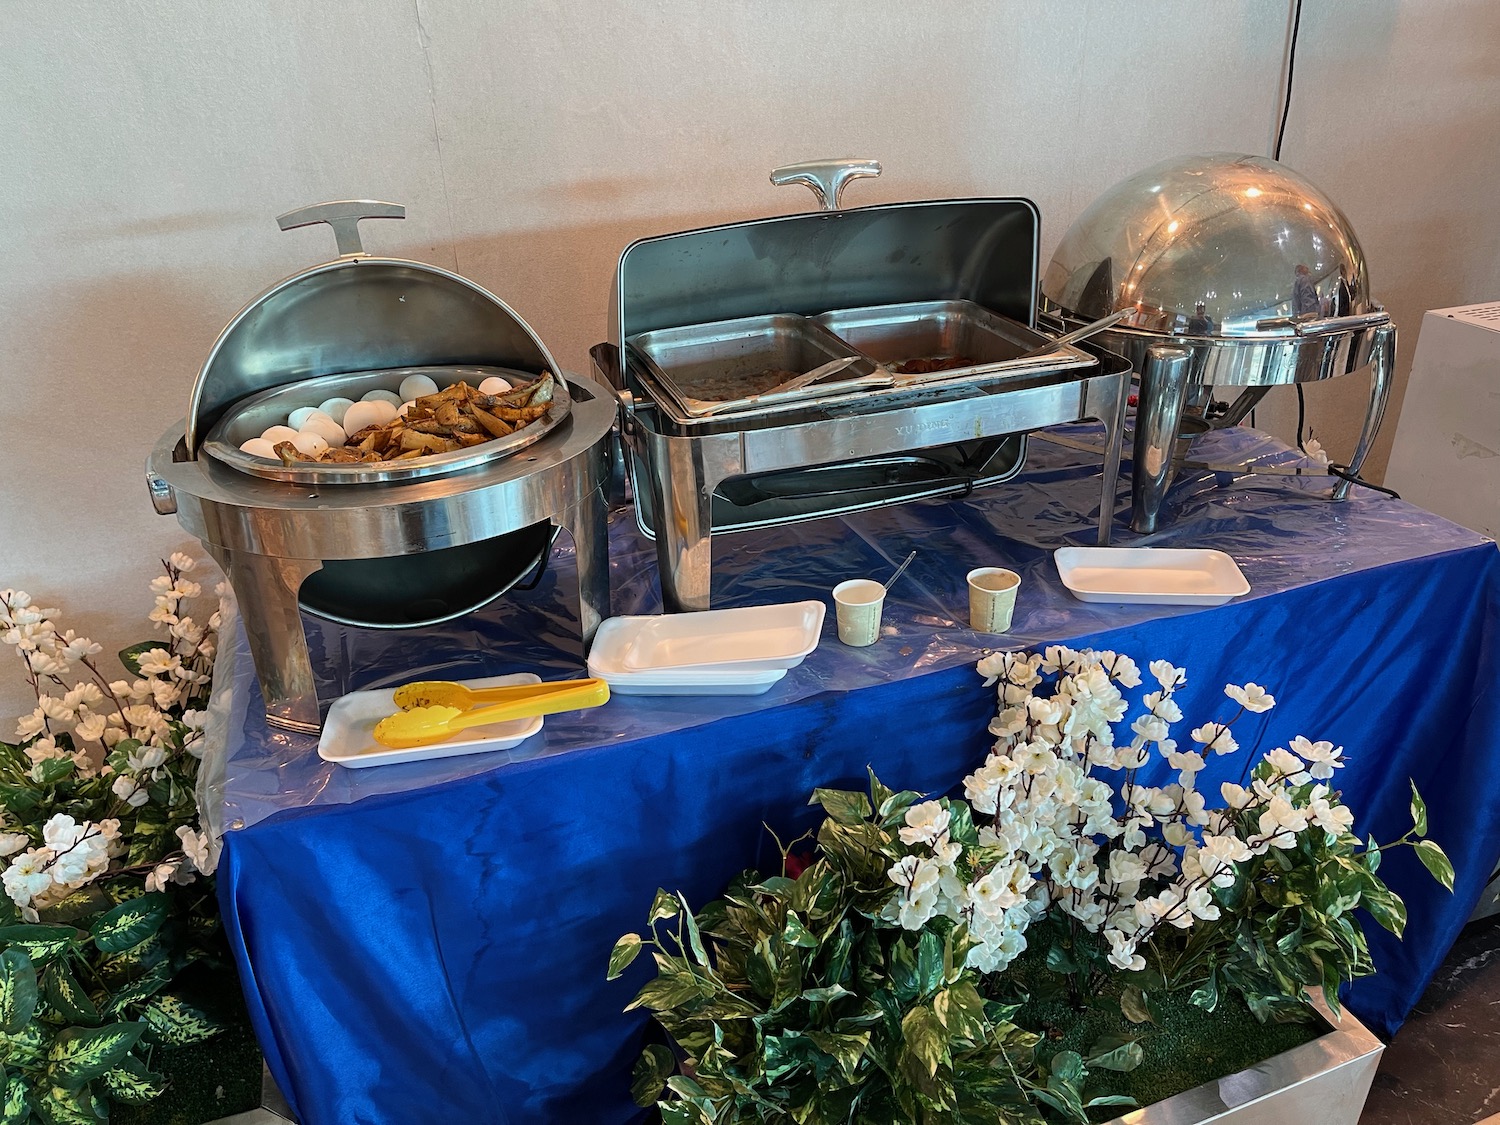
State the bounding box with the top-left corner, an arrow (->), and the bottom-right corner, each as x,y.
0,926 -> 76,967
45,1022 -> 144,1089
34,1083 -> 101,1125
1,1021 -> 48,1068
35,887 -> 111,927
100,1054 -> 167,1105
43,963 -> 99,1027
103,961 -> 172,1018
0,1076 -> 29,1125
0,950 -> 38,1034
89,894 -> 167,955
142,994 -> 219,1047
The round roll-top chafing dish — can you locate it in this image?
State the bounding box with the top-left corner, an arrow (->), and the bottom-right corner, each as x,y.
1041,152 -> 1395,533
147,201 -> 613,733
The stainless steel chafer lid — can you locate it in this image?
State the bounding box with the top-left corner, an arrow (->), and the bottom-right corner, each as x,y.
1041,153 -> 1387,340
612,159 -> 1042,357
185,200 -> 564,454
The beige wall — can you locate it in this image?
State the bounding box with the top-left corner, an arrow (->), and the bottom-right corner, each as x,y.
3,0 -> 1498,718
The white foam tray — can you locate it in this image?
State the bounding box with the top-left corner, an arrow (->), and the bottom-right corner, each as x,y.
318,673 -> 543,768
1054,547 -> 1251,606
615,601 -> 825,672
588,617 -> 791,695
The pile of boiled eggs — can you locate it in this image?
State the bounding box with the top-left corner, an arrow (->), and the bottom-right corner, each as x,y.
238,373 -> 513,460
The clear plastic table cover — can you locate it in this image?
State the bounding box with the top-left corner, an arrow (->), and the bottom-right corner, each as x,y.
213,422 -> 1490,831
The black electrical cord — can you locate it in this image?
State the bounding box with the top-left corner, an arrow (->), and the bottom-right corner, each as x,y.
1327,463 -> 1402,500
1273,0 -> 1304,162
1251,0 -> 1306,430
1296,383 -> 1306,450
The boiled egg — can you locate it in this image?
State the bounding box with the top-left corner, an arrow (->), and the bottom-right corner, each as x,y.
288,431 -> 329,457
361,389 -> 403,408
478,376 -> 513,395
239,438 -> 278,459
318,397 -> 355,425
288,406 -> 326,430
397,400 -> 414,417
261,425 -> 301,445
399,374 -> 440,400
299,414 -> 346,448
342,399 -> 398,435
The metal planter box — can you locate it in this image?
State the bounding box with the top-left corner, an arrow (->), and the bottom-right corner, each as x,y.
1105,995 -> 1382,1125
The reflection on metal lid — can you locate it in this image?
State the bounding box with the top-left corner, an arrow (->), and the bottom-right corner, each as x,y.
1042,153 -> 1373,338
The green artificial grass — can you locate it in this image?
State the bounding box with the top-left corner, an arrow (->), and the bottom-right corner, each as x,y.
1004,948 -> 1324,1119
114,961 -> 264,1125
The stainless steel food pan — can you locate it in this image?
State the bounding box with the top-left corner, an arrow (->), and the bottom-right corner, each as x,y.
627,314 -> 875,418
200,364 -> 569,485
815,299 -> 1089,383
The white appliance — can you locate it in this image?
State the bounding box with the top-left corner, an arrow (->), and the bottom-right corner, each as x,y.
1387,304 -> 1500,921
1384,303 -> 1500,539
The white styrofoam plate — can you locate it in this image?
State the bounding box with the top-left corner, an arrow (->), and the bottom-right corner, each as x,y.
1054,547 -> 1251,606
318,673 -> 543,768
616,601 -> 826,672
588,618 -> 790,695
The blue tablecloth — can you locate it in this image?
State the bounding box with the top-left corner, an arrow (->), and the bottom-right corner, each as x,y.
212,425 -> 1500,1125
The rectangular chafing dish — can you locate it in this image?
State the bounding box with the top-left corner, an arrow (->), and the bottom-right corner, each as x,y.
603,159 -> 1133,612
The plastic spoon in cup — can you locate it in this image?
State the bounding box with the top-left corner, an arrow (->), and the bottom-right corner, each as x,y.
884,551 -> 917,591
373,678 -> 610,748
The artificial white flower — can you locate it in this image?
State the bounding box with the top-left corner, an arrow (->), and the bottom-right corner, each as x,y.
1257,796 -> 1309,847
177,825 -> 217,875
1142,690 -> 1184,724
14,709 -> 46,741
1225,683 -> 1276,713
1307,787 -> 1356,837
1191,722 -> 1239,755
73,711 -> 107,744
145,861 -> 179,894
112,775 -> 150,809
2,850 -> 54,907
127,745 -> 167,772
1265,747 -> 1311,785
1164,746 -> 1205,777
25,738 -> 67,766
57,631 -> 101,661
0,832 -> 30,858
1148,660 -> 1185,690
899,802 -> 951,846
1290,735 -> 1344,780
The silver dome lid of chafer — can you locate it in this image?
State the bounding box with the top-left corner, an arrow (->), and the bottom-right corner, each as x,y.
1041,152 -> 1375,338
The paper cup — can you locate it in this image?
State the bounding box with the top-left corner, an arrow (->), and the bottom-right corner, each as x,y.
967,567 -> 1020,633
832,579 -> 886,647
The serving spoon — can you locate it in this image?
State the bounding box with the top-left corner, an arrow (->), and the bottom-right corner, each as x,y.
374,678 -> 610,748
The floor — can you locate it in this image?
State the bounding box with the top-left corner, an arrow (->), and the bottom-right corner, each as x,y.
1361,914 -> 1500,1125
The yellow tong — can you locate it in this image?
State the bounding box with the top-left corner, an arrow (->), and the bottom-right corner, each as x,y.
373,677 -> 609,749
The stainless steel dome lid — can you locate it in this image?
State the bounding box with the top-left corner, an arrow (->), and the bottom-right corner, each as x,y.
184,200 -> 565,454
1041,153 -> 1378,339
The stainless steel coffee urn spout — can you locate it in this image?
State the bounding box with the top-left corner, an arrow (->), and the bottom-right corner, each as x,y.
1041,152 -> 1395,533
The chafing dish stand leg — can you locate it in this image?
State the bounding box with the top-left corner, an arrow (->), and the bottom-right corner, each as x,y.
556,485 -> 611,646
205,547 -> 324,734
1131,345 -> 1193,535
1089,365 -> 1129,546
1332,324 -> 1395,500
647,432 -> 743,613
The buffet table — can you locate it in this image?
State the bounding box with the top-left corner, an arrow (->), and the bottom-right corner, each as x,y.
210,424 -> 1500,1125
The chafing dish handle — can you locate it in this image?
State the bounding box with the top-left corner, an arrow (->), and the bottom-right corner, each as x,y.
770,159 -> 882,211
145,461 -> 176,516
276,200 -> 406,257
